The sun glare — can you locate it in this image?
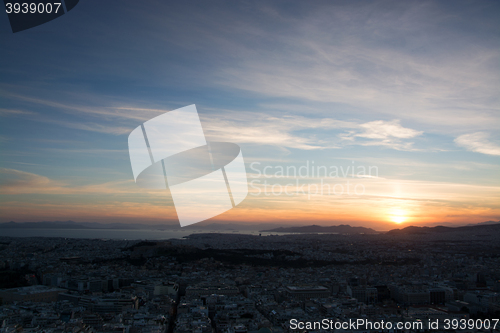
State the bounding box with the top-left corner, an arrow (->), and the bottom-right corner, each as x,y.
391,216 -> 407,224
389,209 -> 408,224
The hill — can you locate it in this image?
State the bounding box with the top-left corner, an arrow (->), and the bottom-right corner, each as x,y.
259,224 -> 378,234
386,222 -> 500,235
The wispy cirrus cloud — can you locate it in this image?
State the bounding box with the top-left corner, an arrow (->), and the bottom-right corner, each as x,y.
0,91 -> 165,135
0,108 -> 36,116
48,119 -> 133,135
0,168 -> 155,195
0,89 -> 169,123
202,112 -> 423,151
1,88 -> 425,149
189,2 -> 500,133
0,168 -> 55,190
202,113 -> 329,150
455,132 -> 500,156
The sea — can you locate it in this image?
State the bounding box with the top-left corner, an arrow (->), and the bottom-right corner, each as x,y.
0,228 -> 280,240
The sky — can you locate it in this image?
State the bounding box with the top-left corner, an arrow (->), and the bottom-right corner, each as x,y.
0,0 -> 499,230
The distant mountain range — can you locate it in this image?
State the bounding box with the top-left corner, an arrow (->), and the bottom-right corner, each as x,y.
385,221 -> 500,235
0,221 -> 293,231
466,220 -> 500,226
1,220 -> 499,233
259,224 -> 378,234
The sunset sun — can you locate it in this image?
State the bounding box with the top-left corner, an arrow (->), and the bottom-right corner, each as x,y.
389,209 -> 408,224
391,216 -> 407,224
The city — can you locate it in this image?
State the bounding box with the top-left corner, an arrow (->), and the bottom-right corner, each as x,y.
1,225 -> 499,332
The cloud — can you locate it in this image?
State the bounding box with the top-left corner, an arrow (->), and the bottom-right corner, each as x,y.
3,1 -> 499,137
338,120 -> 423,150
0,168 -> 111,195
0,108 -> 36,116
1,87 -> 424,149
455,132 -> 500,156
1,87 -> 424,148
1,168 -> 498,226
0,168 -> 51,189
49,120 -> 133,135
202,111 -> 423,151
202,112 -> 335,150
185,2 -> 500,133
358,120 -> 422,140
0,168 -> 172,197
0,91 -> 166,135
0,89 -> 172,123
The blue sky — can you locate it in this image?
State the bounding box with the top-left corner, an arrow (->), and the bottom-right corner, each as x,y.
0,0 -> 499,228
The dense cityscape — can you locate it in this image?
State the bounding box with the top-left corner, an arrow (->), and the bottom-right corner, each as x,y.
0,225 -> 499,333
